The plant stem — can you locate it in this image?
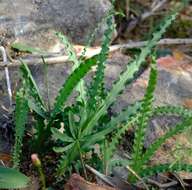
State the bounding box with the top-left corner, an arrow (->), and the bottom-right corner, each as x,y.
37,166 -> 46,190
103,140 -> 108,175
42,57 -> 51,113
77,141 -> 88,179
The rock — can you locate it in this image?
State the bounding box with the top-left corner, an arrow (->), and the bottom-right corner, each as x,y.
0,0 -> 115,51
35,0 -> 114,45
144,115 -> 181,149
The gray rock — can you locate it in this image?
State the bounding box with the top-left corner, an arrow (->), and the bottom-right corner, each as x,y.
0,0 -> 114,51
144,115 -> 181,149
35,0 -> 114,44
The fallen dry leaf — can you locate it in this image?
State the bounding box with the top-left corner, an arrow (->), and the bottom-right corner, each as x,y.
0,152 -> 11,165
65,174 -> 119,190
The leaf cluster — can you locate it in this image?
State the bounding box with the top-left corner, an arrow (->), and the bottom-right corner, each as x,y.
11,1 -> 192,186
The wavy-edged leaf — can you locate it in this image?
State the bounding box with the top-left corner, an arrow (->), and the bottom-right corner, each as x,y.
51,128 -> 74,142
87,11 -> 115,109
56,32 -> 86,102
68,111 -> 77,139
12,89 -> 29,169
52,56 -> 97,117
56,142 -> 78,176
82,102 -> 141,147
20,62 -> 46,116
140,163 -> 192,178
28,99 -> 46,118
105,117 -> 138,165
103,11 -> 177,109
20,62 -> 45,106
0,166 -> 29,189
82,10 -> 178,136
130,55 -> 157,175
104,102 -> 142,162
53,143 -> 75,153
56,32 -> 79,66
153,106 -> 192,118
79,10 -> 115,60
141,116 -> 192,167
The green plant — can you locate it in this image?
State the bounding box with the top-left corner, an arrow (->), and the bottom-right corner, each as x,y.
106,55 -> 192,183
0,166 -> 29,189
19,62 -> 47,151
129,54 -> 157,181
51,8 -> 116,177
51,7 -> 181,178
56,32 -> 87,103
13,0 -> 192,183
31,154 -> 46,190
90,2 -> 192,183
12,89 -> 29,169
87,10 -> 115,110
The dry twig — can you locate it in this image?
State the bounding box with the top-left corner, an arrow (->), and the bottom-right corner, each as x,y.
0,38 -> 192,68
